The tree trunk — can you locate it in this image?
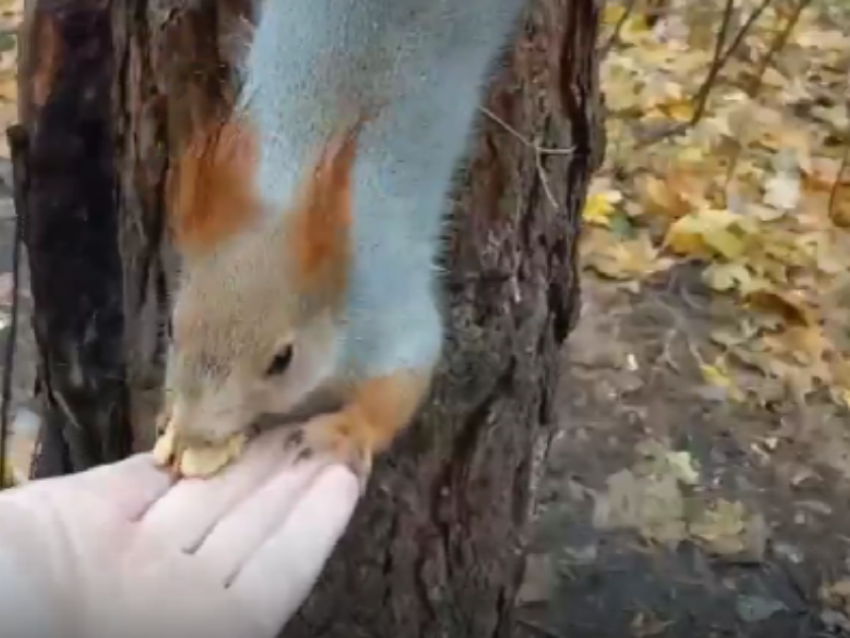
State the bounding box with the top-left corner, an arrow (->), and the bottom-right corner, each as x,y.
17,0 -> 131,476
17,0 -> 603,635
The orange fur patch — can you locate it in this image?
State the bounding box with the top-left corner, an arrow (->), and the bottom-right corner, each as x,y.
344,368 -> 433,453
170,118 -> 261,256
288,120 -> 365,300
288,367 -> 432,477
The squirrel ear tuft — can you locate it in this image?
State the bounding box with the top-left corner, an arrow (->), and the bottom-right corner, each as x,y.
288,118 -> 365,299
169,118 -> 261,258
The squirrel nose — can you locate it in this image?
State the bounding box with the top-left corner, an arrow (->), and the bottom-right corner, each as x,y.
169,399 -> 244,446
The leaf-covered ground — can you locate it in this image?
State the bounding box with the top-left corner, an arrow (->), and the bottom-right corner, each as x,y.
518,0 -> 850,635
586,0 -> 850,410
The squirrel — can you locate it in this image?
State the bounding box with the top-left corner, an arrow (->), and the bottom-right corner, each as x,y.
157,0 -> 528,478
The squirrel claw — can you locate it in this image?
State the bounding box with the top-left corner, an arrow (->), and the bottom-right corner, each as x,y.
284,412 -> 373,484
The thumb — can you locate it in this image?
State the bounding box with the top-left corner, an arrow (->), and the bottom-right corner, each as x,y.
7,453 -> 174,522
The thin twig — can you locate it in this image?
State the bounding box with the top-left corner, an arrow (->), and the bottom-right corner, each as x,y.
724,0 -> 814,183
534,151 -> 558,209
480,106 -> 575,156
747,0 -> 813,98
638,0 -> 775,147
637,0 -> 737,146
600,0 -> 639,57
716,0 -> 775,74
479,106 -> 575,209
695,0 -> 740,117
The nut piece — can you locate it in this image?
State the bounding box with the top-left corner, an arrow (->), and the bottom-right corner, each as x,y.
152,424 -> 177,467
179,435 -> 247,478
151,423 -> 248,479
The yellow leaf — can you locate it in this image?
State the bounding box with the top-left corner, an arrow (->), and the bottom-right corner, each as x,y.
700,361 -> 731,389
703,262 -> 757,294
661,100 -> 695,123
664,220 -> 709,257
698,353 -> 745,401
676,145 -> 707,164
603,3 -> 627,25
641,170 -> 708,220
582,229 -> 672,280
582,191 -> 621,227
619,15 -> 651,45
703,227 -> 745,259
664,209 -> 747,259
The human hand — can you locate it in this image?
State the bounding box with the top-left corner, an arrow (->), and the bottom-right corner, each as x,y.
0,428 -> 360,638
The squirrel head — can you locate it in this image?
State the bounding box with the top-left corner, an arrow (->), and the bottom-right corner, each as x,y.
163,117 -> 360,444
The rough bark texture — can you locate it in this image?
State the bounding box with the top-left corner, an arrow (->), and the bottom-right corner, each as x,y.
18,0 -> 603,635
18,0 -> 131,476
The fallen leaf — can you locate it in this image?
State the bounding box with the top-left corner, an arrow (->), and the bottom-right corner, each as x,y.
593,469 -> 688,545
736,595 -> 788,623
582,190 -> 622,227
582,228 -> 673,280
688,499 -> 747,555
664,209 -> 748,259
745,289 -> 816,326
702,262 -> 759,294
763,172 -> 802,211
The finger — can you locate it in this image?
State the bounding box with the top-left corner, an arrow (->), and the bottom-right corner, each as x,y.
231,465 -> 359,628
141,430 -> 305,554
195,458 -> 332,585
22,453 -> 174,521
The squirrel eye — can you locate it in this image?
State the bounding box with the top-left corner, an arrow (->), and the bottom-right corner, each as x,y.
266,345 -> 294,377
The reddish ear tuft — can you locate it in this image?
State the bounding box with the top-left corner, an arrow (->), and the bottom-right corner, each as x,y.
288,119 -> 365,300
169,119 -> 261,257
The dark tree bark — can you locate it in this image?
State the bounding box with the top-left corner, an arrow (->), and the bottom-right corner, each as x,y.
18,0 -> 131,476
17,0 -> 603,635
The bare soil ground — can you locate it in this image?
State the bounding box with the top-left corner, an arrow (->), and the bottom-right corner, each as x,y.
517,266 -> 850,637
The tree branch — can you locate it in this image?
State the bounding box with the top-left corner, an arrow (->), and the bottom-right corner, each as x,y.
600,0 -> 638,58
724,0 -> 814,183
638,0 -> 775,147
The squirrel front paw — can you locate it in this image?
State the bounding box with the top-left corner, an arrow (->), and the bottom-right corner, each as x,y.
284,410 -> 373,481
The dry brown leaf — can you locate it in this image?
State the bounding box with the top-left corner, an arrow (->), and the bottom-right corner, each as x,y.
745,289 -> 817,326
